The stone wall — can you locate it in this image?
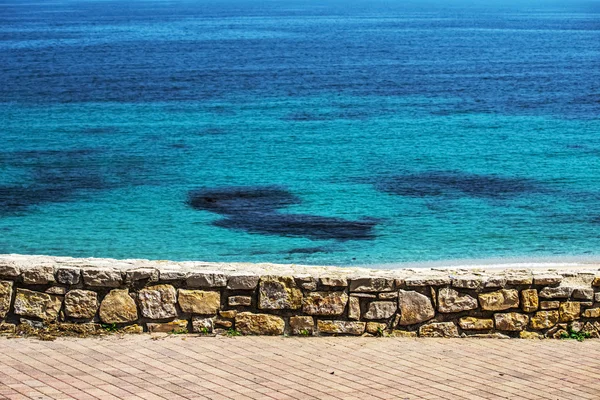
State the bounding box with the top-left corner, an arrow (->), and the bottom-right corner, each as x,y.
1,255 -> 600,339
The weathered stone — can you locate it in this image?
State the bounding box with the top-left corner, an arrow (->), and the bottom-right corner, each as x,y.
214,319 -> 232,328
520,289 -> 539,313
56,323 -> 101,334
540,301 -> 560,310
348,296 -> 360,320
227,275 -> 259,290
572,288 -> 594,300
349,293 -> 376,298
366,322 -> 387,335
126,268 -> 158,283
349,277 -> 394,292
236,312 -> 285,335
519,331 -> 543,339
533,274 -> 562,286
364,301 -> 397,320
404,276 -> 451,287
549,328 -> 569,339
581,322 -> 600,339
302,292 -> 348,316
228,296 -> 251,307
398,290 -> 435,325
559,302 -> 580,322
391,330 -> 417,338
582,308 -> 600,318
158,270 -> 187,281
295,275 -> 317,291
138,285 -> 177,319
45,286 -> 66,295
290,316 -> 314,335
484,276 -> 507,288
186,272 -> 226,288
539,286 -> 572,299
82,268 -> 122,287
219,310 -> 236,319
122,324 -> 144,334
478,289 -> 519,311
570,321 -> 584,333
459,317 -> 494,331
494,313 -> 529,331
319,276 -> 348,287
466,333 -> 511,339
0,263 -> 20,278
147,319 -> 188,333
178,290 -> 220,315
64,290 -> 98,319
0,280 -> 13,319
56,267 -> 81,285
99,289 -> 138,324
437,288 -> 478,313
20,318 -> 45,329
529,311 -> 559,330
192,317 -> 214,333
452,275 -> 484,290
592,276 -> 600,287
580,301 -> 594,307
378,292 -> 398,300
0,322 -> 16,334
22,265 -> 55,284
13,289 -> 62,320
418,322 -> 459,338
258,276 -> 302,310
317,320 -> 365,335
505,274 -> 533,285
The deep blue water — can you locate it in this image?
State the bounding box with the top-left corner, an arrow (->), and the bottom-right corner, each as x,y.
1,0 -> 600,266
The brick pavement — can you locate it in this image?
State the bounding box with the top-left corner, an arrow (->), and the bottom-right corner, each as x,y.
0,335 -> 599,400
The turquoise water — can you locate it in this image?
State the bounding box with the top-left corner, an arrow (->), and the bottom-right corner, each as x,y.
1,0 -> 600,266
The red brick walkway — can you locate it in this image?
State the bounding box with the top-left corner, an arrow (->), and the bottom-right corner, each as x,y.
1,336 -> 599,400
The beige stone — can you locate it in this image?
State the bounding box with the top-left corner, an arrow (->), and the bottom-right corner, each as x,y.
235,312 -> 285,335
192,317 -> 214,333
521,289 -> 539,313
125,268 -> 158,283
582,308 -> 600,318
349,277 -> 394,292
56,267 -> 81,285
391,330 -> 417,338
378,292 -> 398,300
519,331 -> 543,339
0,322 -> 16,334
404,276 -> 451,287
539,286 -> 571,299
290,316 -> 314,335
227,274 -> 259,290
494,313 -> 529,331
64,290 -> 98,319
258,276 -> 302,310
459,317 -> 494,331
122,324 -> 144,334
178,290 -> 221,315
572,288 -> 594,300
529,311 -> 559,330
540,301 -> 559,310
451,275 -> 484,290
533,274 -> 562,286
22,265 -> 55,284
418,322 -> 459,338
592,276 -> 600,287
559,302 -> 580,322
228,296 -> 251,307
186,272 -> 226,288
319,276 -> 348,287
364,301 -> 397,320
99,289 -> 138,324
138,285 -> 177,319
82,268 -> 122,287
348,296 -> 360,320
0,280 -> 13,319
45,286 -> 67,295
505,274 -> 533,285
437,288 -> 478,313
302,292 -> 348,316
219,310 -> 237,319
478,289 -> 519,311
398,290 -> 435,326
147,319 -> 188,333
0,263 -> 20,278
13,289 -> 62,320
317,320 -> 365,335
366,322 -> 387,335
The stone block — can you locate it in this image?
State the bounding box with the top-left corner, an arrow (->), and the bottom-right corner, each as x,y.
56,267 -> 81,285
391,330 -> 417,338
147,319 -> 188,333
592,276 -> 600,287
228,296 -> 251,307
572,288 -> 594,300
138,285 -> 177,319
494,313 -> 529,331
0,263 -> 20,278
178,290 -> 220,315
22,265 -> 55,285
64,290 -> 98,319
192,317 -> 214,333
418,322 -> 459,338
99,289 -> 138,324
349,277 -> 394,292
539,286 -> 572,299
451,275 -> 484,290
458,317 -> 494,331
505,274 -> 533,285
258,276 -> 302,310
540,301 -> 559,310
0,280 -> 13,319
158,270 -> 188,281
348,296 -> 360,320
404,276 -> 451,287
219,310 -> 236,319
582,308 -> 600,318
46,286 -> 66,295
82,268 -> 122,287
378,292 -> 398,300
235,312 -> 285,335
14,289 -> 62,320
317,320 -> 365,335
126,268 -> 158,283
398,290 -> 435,325
364,301 -> 397,320
478,289 -> 519,311
186,272 -> 227,288
529,311 -> 559,330
290,316 -> 314,335
559,302 -> 580,322
366,322 -> 387,335
302,292 -> 348,316
319,276 -> 348,287
519,331 -> 543,339
295,275 -> 317,291
227,274 -> 260,290
438,288 -> 478,313
484,276 -> 507,288
520,289 -> 539,313
533,275 -> 562,286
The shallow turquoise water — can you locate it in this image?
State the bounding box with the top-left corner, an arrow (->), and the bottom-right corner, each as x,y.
1,1 -> 600,265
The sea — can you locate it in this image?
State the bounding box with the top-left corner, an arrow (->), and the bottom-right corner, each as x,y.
1,0 -> 600,267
